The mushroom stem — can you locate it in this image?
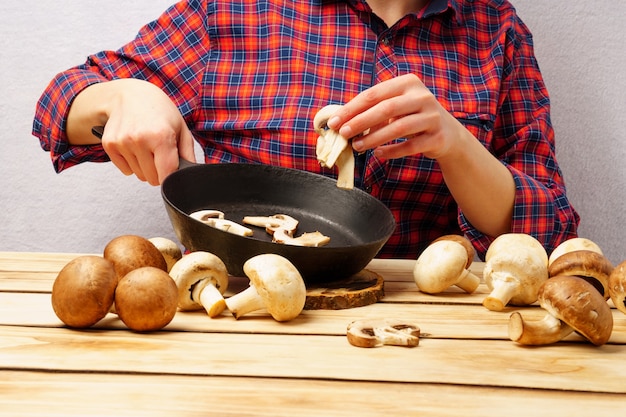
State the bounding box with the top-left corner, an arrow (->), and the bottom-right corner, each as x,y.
192,283 -> 226,318
225,285 -> 267,319
455,269 -> 481,293
508,311 -> 574,345
482,273 -> 519,311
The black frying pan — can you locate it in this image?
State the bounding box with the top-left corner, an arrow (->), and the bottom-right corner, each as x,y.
92,127 -> 396,283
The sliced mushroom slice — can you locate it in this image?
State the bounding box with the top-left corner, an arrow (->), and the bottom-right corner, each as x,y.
189,210 -> 225,222
347,319 -> 421,348
242,214 -> 299,236
273,228 -> 330,247
314,104 -> 355,190
202,218 -> 253,237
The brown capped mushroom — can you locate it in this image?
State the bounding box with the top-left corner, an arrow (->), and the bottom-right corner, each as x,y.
548,237 -> 603,266
103,235 -> 167,282
608,260 -> 626,315
114,266 -> 178,332
225,254 -> 306,321
148,237 -> 183,272
413,239 -> 480,294
482,233 -> 549,311
347,319 -> 420,348
314,104 -> 355,189
548,250 -> 613,299
51,255 -> 117,328
169,251 -> 229,318
508,275 -> 613,346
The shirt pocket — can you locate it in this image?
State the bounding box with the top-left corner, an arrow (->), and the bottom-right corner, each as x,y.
451,112 -> 495,147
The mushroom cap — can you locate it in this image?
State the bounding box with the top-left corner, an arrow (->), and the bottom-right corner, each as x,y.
103,235 -> 167,282
548,237 -> 603,266
114,266 -> 178,332
51,255 -> 117,328
148,237 -> 183,272
432,234 -> 475,269
539,275 -> 613,346
608,260 -> 626,315
547,250 -> 613,299
169,251 -> 229,311
485,233 -> 548,266
242,254 -> 306,321
413,240 -> 469,293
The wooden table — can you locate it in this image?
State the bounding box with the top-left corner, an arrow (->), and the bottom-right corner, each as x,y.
0,252 -> 624,416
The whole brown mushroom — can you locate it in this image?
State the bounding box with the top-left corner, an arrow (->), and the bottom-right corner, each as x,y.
114,266 -> 178,332
608,260 -> 626,315
548,250 -> 613,299
51,255 -> 117,328
103,235 -> 168,282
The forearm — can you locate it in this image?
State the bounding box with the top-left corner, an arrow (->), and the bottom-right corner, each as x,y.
437,125 -> 515,238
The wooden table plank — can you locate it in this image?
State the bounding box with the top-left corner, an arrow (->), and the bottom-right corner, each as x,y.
0,325 -> 624,394
1,371 -> 623,417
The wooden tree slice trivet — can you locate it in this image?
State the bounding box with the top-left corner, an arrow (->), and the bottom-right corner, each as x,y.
304,269 -> 384,310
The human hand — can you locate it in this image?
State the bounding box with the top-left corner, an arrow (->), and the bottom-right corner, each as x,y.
325,74 -> 464,160
96,79 -> 196,185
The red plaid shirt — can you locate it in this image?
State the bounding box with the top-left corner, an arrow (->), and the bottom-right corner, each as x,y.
33,0 -> 580,259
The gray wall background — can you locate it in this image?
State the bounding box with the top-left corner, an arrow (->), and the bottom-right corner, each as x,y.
1,1 -> 625,264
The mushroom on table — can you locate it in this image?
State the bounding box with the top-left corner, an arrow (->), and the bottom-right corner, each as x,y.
413,237 -> 480,294
225,254 -> 306,322
169,251 -> 230,318
608,260 -> 626,315
103,235 -> 168,282
347,319 -> 421,348
148,237 -> 183,272
547,250 -> 613,299
482,233 -> 549,311
508,275 -> 613,346
548,237 -> 604,266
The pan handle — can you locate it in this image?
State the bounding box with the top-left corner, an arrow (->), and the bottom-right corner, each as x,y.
91,125 -> 195,170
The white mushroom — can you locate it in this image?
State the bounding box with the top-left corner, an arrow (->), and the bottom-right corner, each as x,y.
346,319 -> 421,348
413,239 -> 480,294
314,104 -> 355,189
548,237 -> 603,266
148,237 -> 183,272
225,254 -> 306,322
272,228 -> 331,247
482,233 -> 549,311
169,251 -> 229,318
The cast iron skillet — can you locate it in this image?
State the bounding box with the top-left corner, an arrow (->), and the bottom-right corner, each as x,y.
92,127 -> 396,283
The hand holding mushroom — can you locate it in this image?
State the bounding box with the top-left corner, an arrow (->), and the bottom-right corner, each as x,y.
482,233 -> 549,311
225,254 -> 306,322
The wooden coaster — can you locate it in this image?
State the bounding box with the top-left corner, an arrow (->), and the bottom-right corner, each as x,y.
304,269 -> 384,310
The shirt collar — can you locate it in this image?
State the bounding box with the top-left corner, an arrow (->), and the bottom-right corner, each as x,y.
345,0 -> 461,24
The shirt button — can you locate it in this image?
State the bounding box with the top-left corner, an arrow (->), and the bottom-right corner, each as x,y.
381,37 -> 390,46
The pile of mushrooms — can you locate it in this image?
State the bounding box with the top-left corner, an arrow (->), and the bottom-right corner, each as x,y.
51,235 -> 181,332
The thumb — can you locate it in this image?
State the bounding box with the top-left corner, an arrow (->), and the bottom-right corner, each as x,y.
177,125 -> 197,164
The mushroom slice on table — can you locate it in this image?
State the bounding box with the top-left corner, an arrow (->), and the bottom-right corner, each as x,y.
608,260 -> 626,315
482,233 -> 549,311
508,275 -> 613,346
547,250 -> 613,299
314,104 -> 355,189
169,251 -> 230,318
413,238 -> 480,294
225,254 -> 306,322
548,237 -> 604,266
148,237 -> 183,272
347,319 -> 421,348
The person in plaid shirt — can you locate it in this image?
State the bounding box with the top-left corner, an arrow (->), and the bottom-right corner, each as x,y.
32,0 -> 580,259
